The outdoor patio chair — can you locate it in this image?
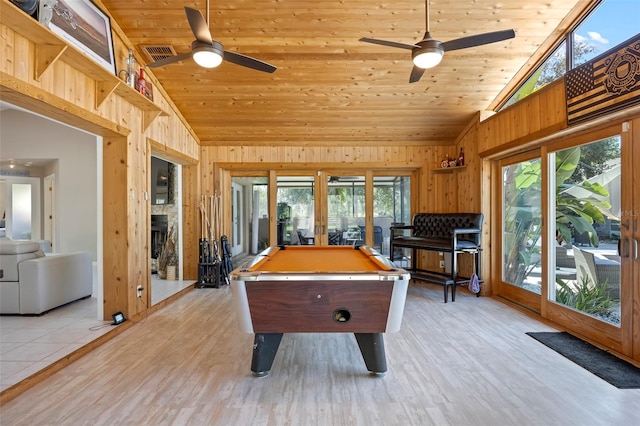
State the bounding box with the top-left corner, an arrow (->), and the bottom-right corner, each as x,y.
555,246 -> 576,268
572,247 -> 620,299
328,231 -> 341,245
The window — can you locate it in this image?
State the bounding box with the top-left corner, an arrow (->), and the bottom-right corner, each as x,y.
373,176 -> 411,255
502,158 -> 542,293
276,176 -> 315,245
549,137 -> 621,326
572,0 -> 639,67
500,0 -> 640,109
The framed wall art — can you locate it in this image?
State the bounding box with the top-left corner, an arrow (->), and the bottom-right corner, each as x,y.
48,0 -> 116,75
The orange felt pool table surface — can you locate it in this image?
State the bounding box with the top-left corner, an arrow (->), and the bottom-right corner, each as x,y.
246,245 -> 392,273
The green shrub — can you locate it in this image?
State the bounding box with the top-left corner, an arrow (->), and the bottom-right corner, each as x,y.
555,276 -> 613,315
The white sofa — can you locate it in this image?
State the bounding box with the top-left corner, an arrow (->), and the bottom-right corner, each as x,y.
0,240 -> 92,315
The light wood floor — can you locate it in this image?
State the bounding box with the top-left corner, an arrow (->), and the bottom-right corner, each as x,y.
2,283 -> 639,425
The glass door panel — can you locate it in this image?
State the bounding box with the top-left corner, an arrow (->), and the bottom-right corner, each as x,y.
549,136 -> 621,326
276,176 -> 315,245
327,175 -> 364,245
252,179 -> 269,253
230,177 -> 269,255
373,176 -> 411,256
502,158 -> 543,293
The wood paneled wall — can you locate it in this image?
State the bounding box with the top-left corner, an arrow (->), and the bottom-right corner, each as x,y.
453,114 -> 486,286
1,10 -> 200,320
200,144 -> 469,214
478,80 -> 567,157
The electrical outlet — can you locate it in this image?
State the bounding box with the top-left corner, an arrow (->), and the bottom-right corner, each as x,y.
439,260 -> 445,269
137,285 -> 143,297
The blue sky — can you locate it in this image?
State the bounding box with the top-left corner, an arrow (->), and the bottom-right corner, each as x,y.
574,0 -> 640,61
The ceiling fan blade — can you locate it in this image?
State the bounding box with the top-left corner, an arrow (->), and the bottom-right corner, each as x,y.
147,52 -> 193,68
184,6 -> 213,45
441,29 -> 515,52
223,50 -> 277,73
359,37 -> 417,50
409,66 -> 425,83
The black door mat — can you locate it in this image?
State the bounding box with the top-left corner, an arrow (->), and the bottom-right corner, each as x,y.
527,331 -> 640,389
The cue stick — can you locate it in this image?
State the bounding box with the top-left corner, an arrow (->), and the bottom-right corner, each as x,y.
214,195 -> 218,246
211,194 -> 221,262
200,195 -> 206,240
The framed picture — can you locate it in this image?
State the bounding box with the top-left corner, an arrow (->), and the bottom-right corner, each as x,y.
48,0 -> 116,75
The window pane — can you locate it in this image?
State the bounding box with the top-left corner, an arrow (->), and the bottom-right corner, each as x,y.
326,176 -> 364,245
12,183 -> 32,240
501,0 -> 639,109
502,43 -> 566,109
373,176 -> 410,255
502,159 -> 542,293
573,0 -> 640,66
550,137 -> 621,326
277,176 -> 314,245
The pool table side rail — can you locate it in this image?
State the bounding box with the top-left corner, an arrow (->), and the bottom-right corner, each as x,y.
229,270 -> 408,281
230,277 -> 409,334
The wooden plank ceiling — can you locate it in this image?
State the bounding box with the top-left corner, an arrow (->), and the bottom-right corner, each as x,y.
101,0 -> 584,146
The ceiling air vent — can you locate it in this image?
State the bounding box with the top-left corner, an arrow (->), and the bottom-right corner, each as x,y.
141,45 -> 177,63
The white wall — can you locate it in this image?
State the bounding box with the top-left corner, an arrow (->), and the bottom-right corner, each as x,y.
0,109 -> 98,259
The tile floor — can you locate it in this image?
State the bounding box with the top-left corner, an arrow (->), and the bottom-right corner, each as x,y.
0,297 -> 110,392
0,276 -> 195,392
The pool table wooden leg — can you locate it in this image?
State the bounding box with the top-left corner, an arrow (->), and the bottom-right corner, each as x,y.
251,333 -> 283,377
354,332 -> 387,376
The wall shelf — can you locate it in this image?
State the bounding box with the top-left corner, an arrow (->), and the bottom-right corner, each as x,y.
1,0 -> 167,128
432,165 -> 467,173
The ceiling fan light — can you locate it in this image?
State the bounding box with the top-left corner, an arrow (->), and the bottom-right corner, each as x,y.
412,49 -> 443,69
193,48 -> 223,68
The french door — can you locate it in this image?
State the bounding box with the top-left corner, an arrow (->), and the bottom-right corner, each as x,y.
272,171 -> 411,250
229,171 -> 412,256
498,121 -> 638,361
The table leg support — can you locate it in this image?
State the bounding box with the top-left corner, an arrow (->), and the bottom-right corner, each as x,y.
354,332 -> 387,376
251,333 -> 283,377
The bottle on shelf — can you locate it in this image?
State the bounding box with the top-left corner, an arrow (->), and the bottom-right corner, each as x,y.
138,67 -> 147,96
125,50 -> 136,87
458,147 -> 465,166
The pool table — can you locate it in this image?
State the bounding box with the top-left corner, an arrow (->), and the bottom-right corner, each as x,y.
230,245 -> 410,377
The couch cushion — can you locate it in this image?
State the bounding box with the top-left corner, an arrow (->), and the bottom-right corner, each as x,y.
0,240 -> 41,255
0,241 -> 44,282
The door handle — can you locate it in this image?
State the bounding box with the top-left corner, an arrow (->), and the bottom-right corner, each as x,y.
634,238 -> 639,261
620,238 -> 630,259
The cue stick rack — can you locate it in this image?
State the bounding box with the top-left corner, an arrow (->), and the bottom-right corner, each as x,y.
197,193 -> 226,288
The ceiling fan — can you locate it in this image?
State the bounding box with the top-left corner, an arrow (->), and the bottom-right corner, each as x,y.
359,0 -> 515,83
147,1 -> 276,73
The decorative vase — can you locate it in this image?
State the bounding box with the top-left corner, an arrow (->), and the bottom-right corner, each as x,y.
166,265 -> 176,280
